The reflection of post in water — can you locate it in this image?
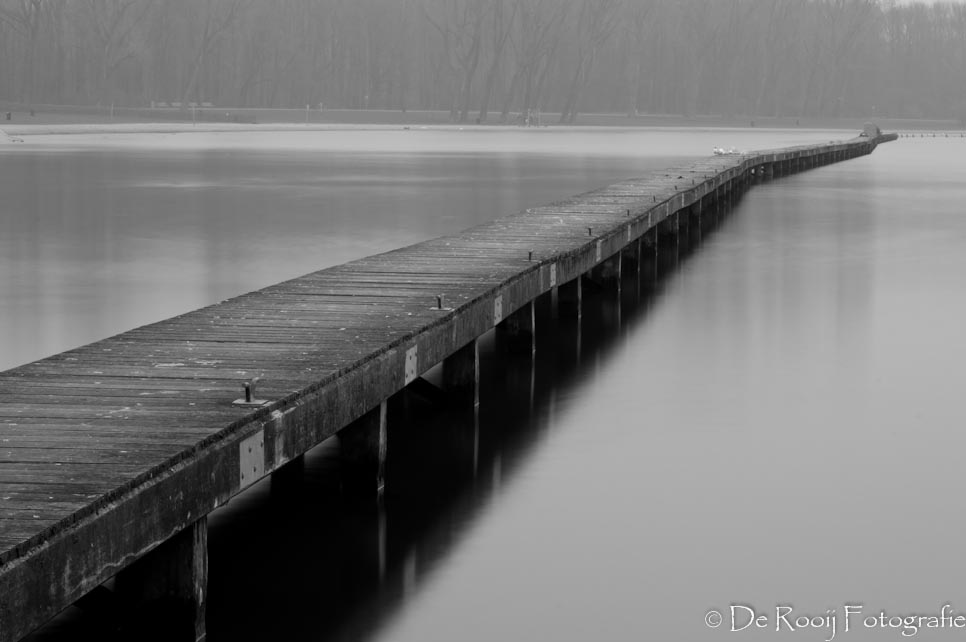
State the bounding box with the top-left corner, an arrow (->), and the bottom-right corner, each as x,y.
497,300 -> 537,415
656,211 -> 680,274
688,198 -> 703,245
442,338 -> 480,408
402,549 -> 417,599
621,235 -> 642,302
360,179 -> 755,641
440,335 -> 483,479
678,202 -> 692,250
620,238 -> 642,333
377,503 -> 388,581
491,453 -> 502,495
497,300 -> 536,357
586,250 -> 622,332
339,400 -> 388,496
556,276 -> 582,365
640,227 -> 659,294
364,174 -> 753,637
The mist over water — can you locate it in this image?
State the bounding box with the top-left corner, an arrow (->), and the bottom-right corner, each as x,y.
8,130 -> 965,641
0,127 -> 834,371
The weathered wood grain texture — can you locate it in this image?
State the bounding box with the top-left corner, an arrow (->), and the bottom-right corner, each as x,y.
0,134 -> 891,641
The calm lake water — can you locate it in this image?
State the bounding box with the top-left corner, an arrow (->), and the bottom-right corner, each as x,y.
7,128 -> 965,641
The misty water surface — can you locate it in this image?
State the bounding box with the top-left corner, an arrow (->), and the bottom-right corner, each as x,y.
6,130 -> 964,642
2,127 -> 845,370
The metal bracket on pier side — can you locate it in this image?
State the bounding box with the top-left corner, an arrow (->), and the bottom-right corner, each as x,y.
239,430 -> 265,490
404,345 -> 419,384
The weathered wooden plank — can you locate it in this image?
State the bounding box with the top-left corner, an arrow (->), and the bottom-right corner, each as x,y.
1,446 -> 189,466
0,462 -> 147,485
0,482 -> 115,499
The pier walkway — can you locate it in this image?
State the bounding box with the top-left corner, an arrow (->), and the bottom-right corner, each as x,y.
0,130 -> 895,641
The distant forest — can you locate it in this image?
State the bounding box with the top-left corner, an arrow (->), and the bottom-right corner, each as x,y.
2,0 -> 965,122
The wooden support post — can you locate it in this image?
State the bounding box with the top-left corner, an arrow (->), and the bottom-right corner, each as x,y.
658,214 -> 679,251
589,252 -> 622,292
442,338 -> 479,407
621,237 -> 641,281
114,518 -> 207,642
692,200 -> 703,239
677,207 -> 689,241
658,214 -> 680,270
558,277 -> 581,320
638,229 -> 657,289
498,300 -> 535,356
339,401 -> 387,495
682,207 -> 694,249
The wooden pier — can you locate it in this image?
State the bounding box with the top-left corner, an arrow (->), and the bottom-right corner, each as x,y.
0,130 -> 895,641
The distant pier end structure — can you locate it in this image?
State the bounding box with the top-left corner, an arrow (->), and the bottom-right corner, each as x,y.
0,129 -> 895,641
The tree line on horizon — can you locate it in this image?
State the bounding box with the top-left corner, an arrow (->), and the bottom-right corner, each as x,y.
2,0 -> 965,123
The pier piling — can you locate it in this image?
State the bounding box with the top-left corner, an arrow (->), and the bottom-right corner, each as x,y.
339,401 -> 388,495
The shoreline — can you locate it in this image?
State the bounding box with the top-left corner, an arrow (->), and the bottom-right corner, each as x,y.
1,107 -> 962,139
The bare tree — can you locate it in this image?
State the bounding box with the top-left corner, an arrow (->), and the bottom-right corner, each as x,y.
81,0 -> 154,102
422,0 -> 488,121
2,0 -> 966,121
0,0 -> 45,102
477,0 -> 515,122
619,0 -> 654,117
179,0 -> 248,107
559,0 -> 622,123
500,0 -> 570,123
